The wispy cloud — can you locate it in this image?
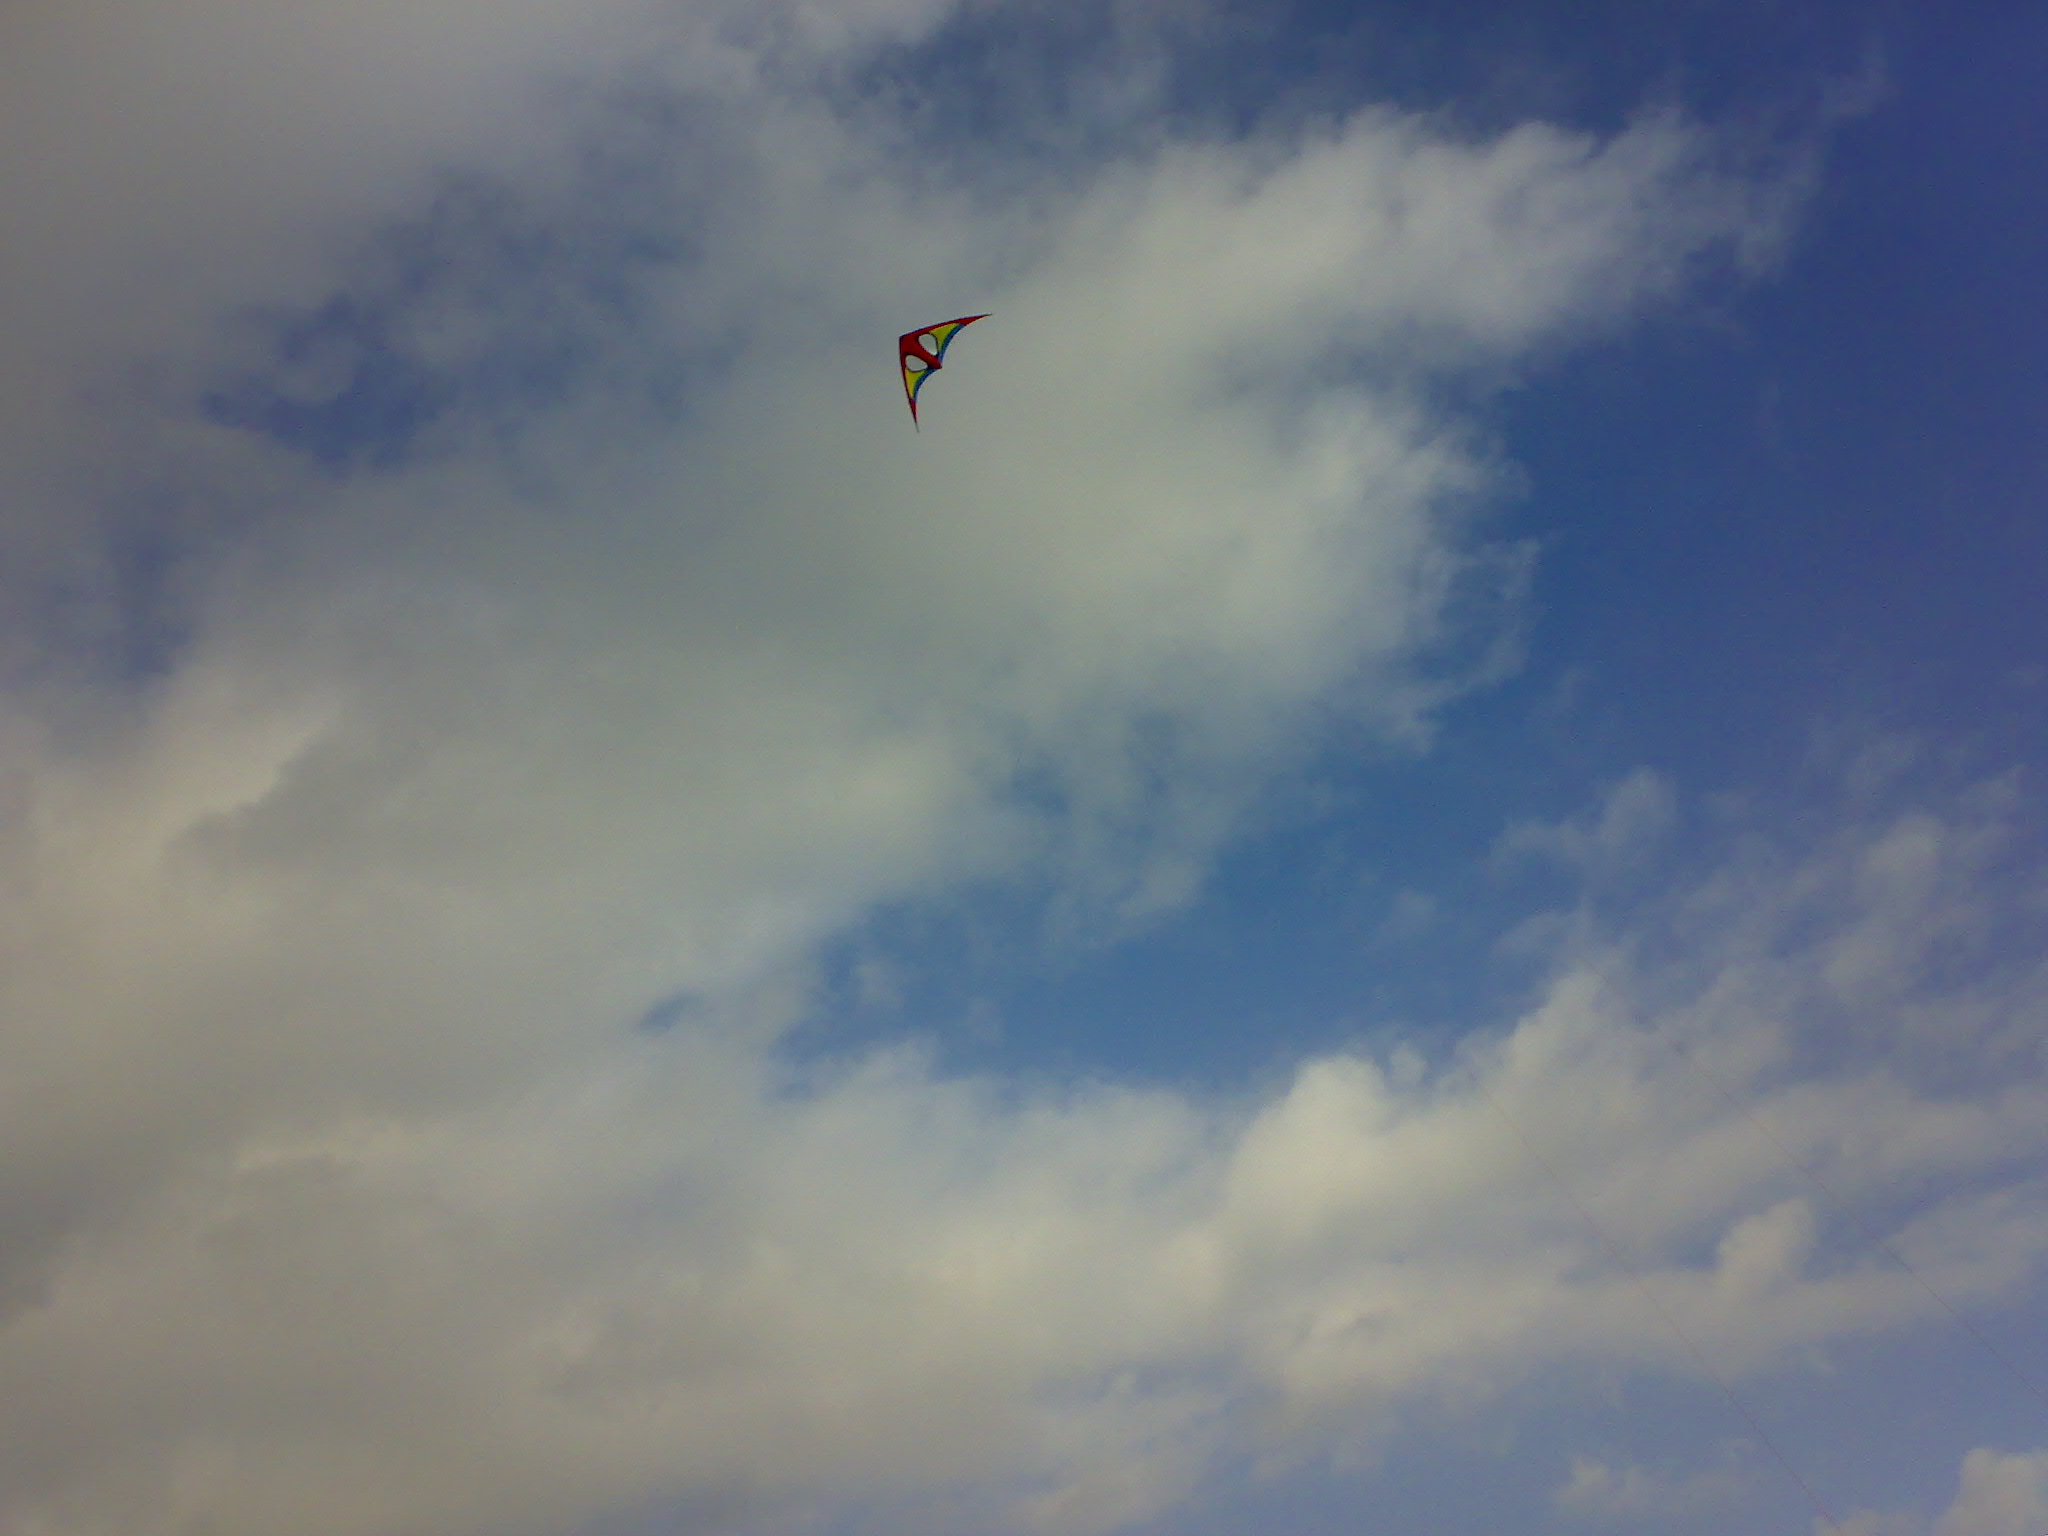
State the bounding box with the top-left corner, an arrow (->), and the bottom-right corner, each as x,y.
1554,1448 -> 1755,1522
1494,767 -> 1679,878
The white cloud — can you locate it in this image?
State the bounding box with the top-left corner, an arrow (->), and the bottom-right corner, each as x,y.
1937,1447 -> 2048,1536
4,744 -> 2046,1536
0,3 -> 2030,1535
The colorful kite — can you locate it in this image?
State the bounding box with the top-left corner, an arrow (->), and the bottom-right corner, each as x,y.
898,315 -> 987,428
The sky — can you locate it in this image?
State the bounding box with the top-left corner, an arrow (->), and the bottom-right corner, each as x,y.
1,2 -> 2044,1535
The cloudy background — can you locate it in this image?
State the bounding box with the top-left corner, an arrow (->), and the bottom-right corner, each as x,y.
3,2 -> 2045,1533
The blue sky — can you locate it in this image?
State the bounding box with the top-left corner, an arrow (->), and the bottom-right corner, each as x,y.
1,4 -> 2044,1536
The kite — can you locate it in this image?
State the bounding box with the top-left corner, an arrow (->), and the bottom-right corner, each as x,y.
898,315 -> 987,428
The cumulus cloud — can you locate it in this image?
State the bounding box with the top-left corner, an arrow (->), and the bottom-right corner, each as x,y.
1801,1443 -> 2048,1536
8,749 -> 2046,1536
1937,1447 -> 2048,1536
1,1 -> 2033,1534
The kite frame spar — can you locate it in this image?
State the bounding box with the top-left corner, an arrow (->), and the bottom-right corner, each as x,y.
898,315 -> 987,428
